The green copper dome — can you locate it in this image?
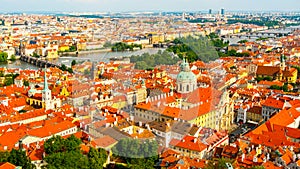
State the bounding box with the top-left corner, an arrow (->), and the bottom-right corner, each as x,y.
177,71 -> 196,82
177,58 -> 196,82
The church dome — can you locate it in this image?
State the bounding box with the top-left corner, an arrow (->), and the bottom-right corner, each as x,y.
176,58 -> 197,94
177,58 -> 197,82
176,71 -> 196,82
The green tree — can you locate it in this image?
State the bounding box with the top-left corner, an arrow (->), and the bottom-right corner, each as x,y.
167,35 -> 219,62
71,60 -> 77,66
283,84 -> 288,92
45,151 -> 89,169
60,64 -> 67,71
204,158 -> 234,169
69,45 -> 77,52
4,77 -> 13,86
32,52 -> 39,58
23,80 -> 29,87
0,52 -> 8,62
250,166 -> 265,169
227,49 -> 237,56
237,40 -> 248,44
43,135 -> 88,169
64,135 -> 82,152
264,76 -> 273,81
135,61 -> 150,70
8,149 -> 35,169
0,151 -> 10,162
112,138 -> 158,159
270,85 -> 282,90
44,135 -> 66,154
67,67 -> 73,74
88,147 -> 108,169
208,32 -> 219,39
9,54 -> 16,61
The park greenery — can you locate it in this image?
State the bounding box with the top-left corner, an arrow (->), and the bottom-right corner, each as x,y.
71,60 -> 77,66
111,42 -> 142,52
166,35 -> 222,62
0,52 -> 8,62
207,33 -> 230,48
112,138 -> 159,169
23,80 -> 29,87
256,37 -> 269,41
43,135 -> 107,169
204,157 -> 234,169
130,50 -> 180,70
0,72 -> 19,87
60,64 -> 73,73
69,45 -> 77,52
0,149 -> 35,169
270,84 -> 289,92
255,76 -> 273,82
103,41 -> 113,48
32,52 -> 40,58
227,19 -> 280,28
237,40 -> 248,44
218,49 -> 250,57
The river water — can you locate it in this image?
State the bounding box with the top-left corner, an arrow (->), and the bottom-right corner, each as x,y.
0,48 -> 163,70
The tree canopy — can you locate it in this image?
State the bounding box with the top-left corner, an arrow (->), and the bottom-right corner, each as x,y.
112,138 -> 159,169
204,158 -> 234,169
111,42 -> 142,52
0,149 -> 35,169
130,50 -> 180,70
43,135 -> 108,169
0,52 -> 8,62
167,35 -> 221,62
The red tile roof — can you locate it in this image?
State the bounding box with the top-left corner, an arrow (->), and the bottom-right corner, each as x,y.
169,135 -> 207,152
93,135 -> 117,148
0,162 -> 16,169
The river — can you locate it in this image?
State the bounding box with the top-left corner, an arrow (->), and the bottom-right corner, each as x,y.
0,48 -> 164,70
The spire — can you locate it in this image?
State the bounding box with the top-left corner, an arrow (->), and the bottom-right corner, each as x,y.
280,54 -> 284,62
43,66 -> 49,91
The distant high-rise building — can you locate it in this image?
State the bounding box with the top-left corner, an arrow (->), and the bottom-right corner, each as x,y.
221,8 -> 225,15
182,12 -> 186,21
208,9 -> 212,14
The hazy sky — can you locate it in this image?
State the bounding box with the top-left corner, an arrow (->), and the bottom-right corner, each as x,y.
1,0 -> 300,12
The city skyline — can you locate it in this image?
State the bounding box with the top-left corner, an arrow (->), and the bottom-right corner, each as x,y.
1,0 -> 300,12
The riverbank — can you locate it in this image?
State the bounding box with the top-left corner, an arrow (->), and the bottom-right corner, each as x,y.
60,48 -> 111,56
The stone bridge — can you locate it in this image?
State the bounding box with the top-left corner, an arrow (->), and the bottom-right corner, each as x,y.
20,55 -> 61,68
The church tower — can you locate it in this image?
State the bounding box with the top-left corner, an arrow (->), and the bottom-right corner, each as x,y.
42,67 -> 52,110
280,54 -> 286,71
176,58 -> 197,94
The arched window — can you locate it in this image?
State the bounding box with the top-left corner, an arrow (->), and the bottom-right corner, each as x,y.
186,84 -> 189,91
180,84 -> 182,91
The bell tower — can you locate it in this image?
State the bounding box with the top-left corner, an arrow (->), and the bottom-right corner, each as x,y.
42,66 -> 52,110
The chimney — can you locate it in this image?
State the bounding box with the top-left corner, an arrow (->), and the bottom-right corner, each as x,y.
194,138 -> 197,143
182,139 -> 185,142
